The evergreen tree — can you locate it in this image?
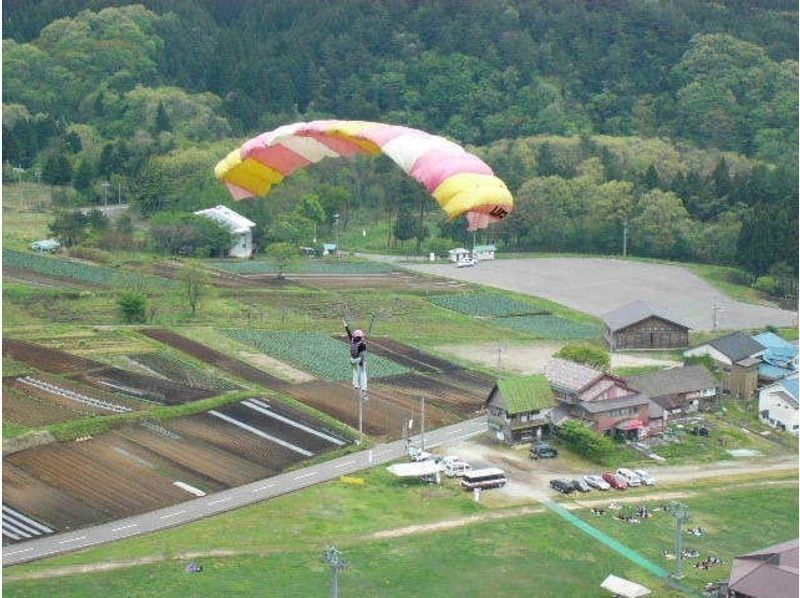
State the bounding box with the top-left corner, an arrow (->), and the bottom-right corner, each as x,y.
536,142 -> 559,177
42,152 -> 73,185
155,101 -> 171,133
641,164 -> 660,190
73,159 -> 94,192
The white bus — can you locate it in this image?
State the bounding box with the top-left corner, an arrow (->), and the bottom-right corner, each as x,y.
461,468 -> 507,490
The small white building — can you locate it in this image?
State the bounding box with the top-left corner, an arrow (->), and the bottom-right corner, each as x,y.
448,247 -> 471,263
472,244 -> 497,260
194,205 -> 256,258
758,373 -> 798,436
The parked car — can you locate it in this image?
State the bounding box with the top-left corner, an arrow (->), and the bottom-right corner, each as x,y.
602,472 -> 628,490
531,442 -> 558,459
634,469 -> 655,486
570,478 -> 591,493
456,257 -> 476,268
408,446 -> 436,462
583,474 -> 611,491
550,478 -> 573,494
615,468 -> 642,487
442,457 -> 471,478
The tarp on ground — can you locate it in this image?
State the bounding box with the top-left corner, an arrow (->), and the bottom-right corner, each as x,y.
386,461 -> 441,477
600,574 -> 651,597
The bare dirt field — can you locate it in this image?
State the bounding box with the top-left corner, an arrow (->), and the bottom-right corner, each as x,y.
238,351 -> 314,383
436,342 -> 680,374
407,257 -> 797,331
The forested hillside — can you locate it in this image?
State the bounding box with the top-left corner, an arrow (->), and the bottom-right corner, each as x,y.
2,0 -> 797,296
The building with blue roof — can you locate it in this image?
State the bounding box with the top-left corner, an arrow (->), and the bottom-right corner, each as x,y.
758,372 -> 799,437
753,332 -> 798,383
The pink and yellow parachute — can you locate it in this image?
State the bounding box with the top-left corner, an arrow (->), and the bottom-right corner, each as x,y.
215,120 -> 512,230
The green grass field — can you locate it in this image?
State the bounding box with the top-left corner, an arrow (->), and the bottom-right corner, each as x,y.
4,470 -> 796,597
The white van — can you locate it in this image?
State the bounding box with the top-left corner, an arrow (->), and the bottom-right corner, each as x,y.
616,468 -> 642,487
444,461 -> 472,478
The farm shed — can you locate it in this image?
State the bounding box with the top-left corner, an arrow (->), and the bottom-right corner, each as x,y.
727,538 -> 798,598
486,375 -> 556,444
448,247 -> 470,262
603,300 -> 690,350
628,365 -> 718,416
472,244 -> 496,260
684,332 -> 766,399
194,205 -> 256,258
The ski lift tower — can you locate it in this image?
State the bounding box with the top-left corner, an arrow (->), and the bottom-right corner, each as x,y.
664,501 -> 691,579
323,545 -> 348,598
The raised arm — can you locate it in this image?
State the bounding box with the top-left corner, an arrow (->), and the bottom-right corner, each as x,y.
343,318 -> 352,340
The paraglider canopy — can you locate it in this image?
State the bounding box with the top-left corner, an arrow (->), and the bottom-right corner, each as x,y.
215,120 -> 513,231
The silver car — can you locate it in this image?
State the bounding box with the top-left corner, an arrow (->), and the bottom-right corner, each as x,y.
583,474 -> 611,491
634,469 -> 655,486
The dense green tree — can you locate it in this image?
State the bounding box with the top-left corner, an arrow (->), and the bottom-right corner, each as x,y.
154,101 -> 171,133
117,291 -> 147,324
265,242 -> 299,279
72,158 -> 94,192
41,151 -> 73,185
49,210 -> 88,247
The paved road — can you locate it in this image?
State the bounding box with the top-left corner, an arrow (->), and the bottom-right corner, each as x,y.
2,418 -> 486,567
401,257 -> 797,331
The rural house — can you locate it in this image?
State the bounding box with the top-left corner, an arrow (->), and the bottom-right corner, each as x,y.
684,332 -> 766,399
486,375 -> 556,444
758,374 -> 798,436
472,244 -> 496,260
603,300 -> 691,350
628,365 -> 718,417
543,358 -> 652,440
752,332 -> 798,383
193,205 -> 256,258
726,538 -> 798,598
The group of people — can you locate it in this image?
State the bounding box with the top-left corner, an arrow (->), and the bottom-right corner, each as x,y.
686,526 -> 705,537
694,555 -> 724,570
592,504 -> 653,525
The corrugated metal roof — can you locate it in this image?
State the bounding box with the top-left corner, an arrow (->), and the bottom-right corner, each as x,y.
544,358 -> 602,393
194,205 -> 256,233
628,365 -> 717,399
780,374 -> 799,401
730,539 -> 799,598
603,300 -> 691,332
495,375 -> 556,414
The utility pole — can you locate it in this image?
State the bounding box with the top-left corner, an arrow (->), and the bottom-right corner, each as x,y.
13,166 -> 25,208
334,213 -> 340,255
323,546 -> 348,598
117,180 -> 122,205
421,395 -> 426,450
357,387 -> 364,446
664,502 -> 691,579
622,217 -> 628,259
102,180 -> 110,206
712,302 -> 721,331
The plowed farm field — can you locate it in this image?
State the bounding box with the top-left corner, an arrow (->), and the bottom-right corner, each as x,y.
139,329 -> 286,390
2,398 -> 350,539
3,339 -> 220,405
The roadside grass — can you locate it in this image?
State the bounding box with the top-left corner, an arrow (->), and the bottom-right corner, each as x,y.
4,475 -> 796,597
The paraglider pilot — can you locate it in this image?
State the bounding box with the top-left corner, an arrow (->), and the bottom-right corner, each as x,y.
343,318 -> 367,395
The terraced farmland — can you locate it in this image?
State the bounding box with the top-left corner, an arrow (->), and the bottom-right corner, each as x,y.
427,292 -> 548,317
128,351 -> 239,392
493,315 -> 603,339
225,329 -> 409,381
2,398 -> 349,538
212,260 -> 395,275
2,249 -> 172,289
138,329 -> 286,389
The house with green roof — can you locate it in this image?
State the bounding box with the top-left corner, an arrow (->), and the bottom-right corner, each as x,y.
486,375 -> 557,444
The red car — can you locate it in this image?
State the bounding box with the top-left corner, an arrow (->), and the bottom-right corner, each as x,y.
602,471 -> 628,490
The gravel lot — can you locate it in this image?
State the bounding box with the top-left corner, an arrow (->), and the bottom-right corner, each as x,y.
407,257 -> 797,331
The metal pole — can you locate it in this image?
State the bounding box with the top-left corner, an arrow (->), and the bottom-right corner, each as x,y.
421,395 -> 426,450
622,218 -> 628,259
358,388 -> 363,446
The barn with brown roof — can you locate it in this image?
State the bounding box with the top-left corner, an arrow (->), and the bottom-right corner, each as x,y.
727,538 -> 798,598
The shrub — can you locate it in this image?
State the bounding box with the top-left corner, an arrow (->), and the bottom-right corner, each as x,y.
752,275 -> 779,296
117,291 -> 147,324
555,343 -> 610,370
559,420 -> 617,463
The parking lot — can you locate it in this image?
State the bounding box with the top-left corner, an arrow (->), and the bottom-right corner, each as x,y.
408,257 -> 797,331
